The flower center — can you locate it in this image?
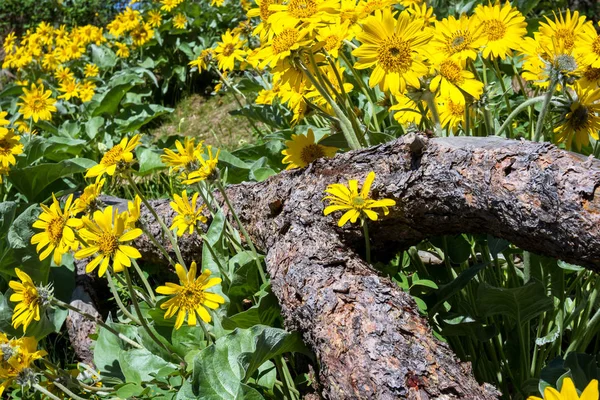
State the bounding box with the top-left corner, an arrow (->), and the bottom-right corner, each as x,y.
222,43 -> 235,57
483,19 -> 506,41
351,196 -> 366,209
98,233 -> 119,255
570,104 -> 590,131
449,31 -> 471,53
0,139 -> 13,156
259,0 -> 274,20
554,28 -> 575,51
378,35 -> 412,73
340,9 -> 357,24
183,213 -> 197,225
592,36 -> 600,56
439,59 -> 463,84
1,343 -> 14,361
447,100 -> 465,117
32,97 -> 46,112
584,66 -> 600,82
300,143 -> 325,164
100,146 -> 124,167
324,35 -> 339,51
178,284 -> 205,310
554,54 -> 578,73
47,217 -> 65,243
287,0 -> 317,19
272,28 -> 299,54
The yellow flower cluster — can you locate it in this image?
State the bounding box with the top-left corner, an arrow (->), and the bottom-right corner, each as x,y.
0,111 -> 24,182
0,333 -> 47,395
161,137 -> 221,183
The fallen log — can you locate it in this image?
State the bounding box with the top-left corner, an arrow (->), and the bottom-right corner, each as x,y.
70,134 -> 600,399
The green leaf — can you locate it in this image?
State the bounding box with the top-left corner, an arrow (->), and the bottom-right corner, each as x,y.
137,147 -> 166,176
91,44 -> 117,69
250,167 -> 276,182
94,317 -> 138,379
92,83 -> 135,117
318,132 -> 348,148
9,158 -> 95,201
477,280 -> 553,325
115,104 -> 172,133
202,210 -> 227,279
0,202 -> 18,238
119,348 -> 177,385
116,383 -> 145,398
172,325 -> 206,357
85,116 -> 105,139
191,326 -> 308,399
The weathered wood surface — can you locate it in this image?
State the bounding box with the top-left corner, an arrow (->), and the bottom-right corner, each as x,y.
71,135 -> 600,399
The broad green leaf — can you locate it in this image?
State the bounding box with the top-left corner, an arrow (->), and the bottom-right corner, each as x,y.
202,210 -> 227,279
94,317 -> 138,379
116,383 -> 145,398
0,202 -> 18,238
115,104 -> 173,133
91,44 -> 117,69
137,147 -> 166,176
9,158 -> 95,201
92,83 -> 135,117
477,280 -> 553,325
119,348 -> 177,385
427,262 -> 490,313
191,326 -> 308,399
172,325 -> 206,357
85,116 -> 105,139
250,167 -> 276,182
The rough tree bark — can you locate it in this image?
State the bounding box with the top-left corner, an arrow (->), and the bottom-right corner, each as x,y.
70,135 -> 600,399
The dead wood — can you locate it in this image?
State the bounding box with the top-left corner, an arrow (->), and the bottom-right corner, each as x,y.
71,134 -> 600,399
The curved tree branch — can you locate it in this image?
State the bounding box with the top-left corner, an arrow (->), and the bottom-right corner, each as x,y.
87,135 -> 600,398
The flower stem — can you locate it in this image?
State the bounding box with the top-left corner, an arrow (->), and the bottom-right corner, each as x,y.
215,179 -> 267,285
534,79 -> 558,143
105,270 -> 140,324
123,268 -> 181,361
126,173 -> 186,268
362,219 -> 371,264
131,259 -> 156,305
51,380 -> 89,400
423,92 -> 442,137
496,95 -> 547,138
491,58 -> 514,139
33,383 -> 63,400
140,225 -> 176,266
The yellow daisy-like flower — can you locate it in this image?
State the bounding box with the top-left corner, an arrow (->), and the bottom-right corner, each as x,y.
323,171 -> 396,226
161,137 -> 204,173
79,80 -> 97,103
580,65 -> 600,89
214,30 -> 247,72
554,83 -> 600,150
281,129 -> 338,170
577,23 -> 600,69
57,78 -> 80,101
438,97 -> 471,133
147,10 -> 163,27
84,63 -> 99,78
75,206 -> 143,277
352,8 -> 432,95
170,190 -> 208,236
255,24 -> 311,69
161,0 -> 184,12
0,129 -> 24,168
527,377 -> 598,400
155,261 -> 225,329
0,111 -> 9,137
267,0 -> 339,29
539,10 -> 590,53
0,335 -> 47,395
17,83 -> 57,122
182,146 -> 220,184
114,42 -> 130,58
429,56 -> 484,104
189,49 -> 213,73
31,194 -> 80,265
9,268 -> 42,332
390,93 -> 424,126
86,134 -> 141,178
55,65 -> 74,83
473,1 -> 527,60
74,178 -> 105,215
432,14 -> 485,61
315,20 -> 350,58
172,13 -> 187,29
130,22 -> 154,47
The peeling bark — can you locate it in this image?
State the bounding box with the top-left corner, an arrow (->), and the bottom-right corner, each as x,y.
73,135 -> 600,398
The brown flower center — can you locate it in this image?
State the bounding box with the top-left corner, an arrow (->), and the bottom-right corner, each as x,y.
300,143 -> 325,165
47,217 -> 65,244
483,19 -> 506,41
272,28 -> 299,54
222,43 -> 235,57
287,0 -> 317,19
378,35 -> 412,73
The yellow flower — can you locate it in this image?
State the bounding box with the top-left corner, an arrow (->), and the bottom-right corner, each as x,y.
161,137 -> 204,172
554,83 -> 600,150
352,9 -> 432,95
189,49 -> 213,73
0,111 -> 9,137
527,377 -> 598,400
215,30 -> 247,71
255,24 -> 311,69
390,93 -> 424,125
170,190 -> 208,236
323,171 -> 396,226
247,0 -> 282,41
131,22 -> 154,47
540,10 -> 590,53
520,36 -> 578,88
17,83 -> 57,122
31,194 -> 79,265
438,97 -> 470,133
429,56 -> 483,104
148,10 -> 163,27
57,78 -> 80,101
14,119 -> 37,135
267,0 -> 339,30
577,23 -> 600,68
0,335 -> 46,395
172,13 -> 187,29
432,14 -> 485,60
86,134 -> 141,178
155,261 -> 225,329
74,178 -> 105,215
84,63 -> 99,77
0,129 -> 24,168
182,146 -> 220,184
75,206 -> 143,277
114,42 -> 130,58
79,80 -> 97,103
281,129 -> 338,170
9,269 -> 42,332
55,65 -> 74,83
3,32 -> 16,54
315,20 -> 350,58
473,1 -> 527,60
580,65 -> 600,89
161,0 -> 184,12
